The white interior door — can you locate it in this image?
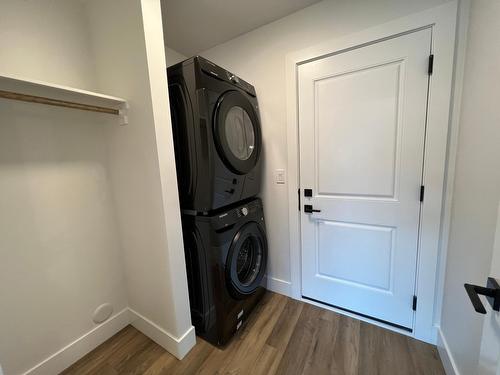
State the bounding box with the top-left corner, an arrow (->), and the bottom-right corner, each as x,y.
299,29 -> 432,329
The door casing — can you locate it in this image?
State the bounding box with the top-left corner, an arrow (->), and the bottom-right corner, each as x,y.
285,1 -> 458,344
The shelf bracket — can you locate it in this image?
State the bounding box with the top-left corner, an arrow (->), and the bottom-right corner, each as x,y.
119,102 -> 129,125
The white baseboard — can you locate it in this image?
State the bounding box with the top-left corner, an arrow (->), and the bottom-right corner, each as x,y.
437,327 -> 460,375
23,308 -> 130,375
265,276 -> 292,297
21,308 -> 196,375
128,308 -> 196,360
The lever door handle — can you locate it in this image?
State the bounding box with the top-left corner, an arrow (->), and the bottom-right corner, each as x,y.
304,204 -> 321,214
464,277 -> 500,314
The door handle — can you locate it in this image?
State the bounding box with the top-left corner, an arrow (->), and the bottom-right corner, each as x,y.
304,205 -> 321,214
464,277 -> 500,314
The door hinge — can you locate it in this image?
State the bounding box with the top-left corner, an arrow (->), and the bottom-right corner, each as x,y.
428,54 -> 434,75
413,295 -> 418,311
298,188 -> 301,211
420,185 -> 425,202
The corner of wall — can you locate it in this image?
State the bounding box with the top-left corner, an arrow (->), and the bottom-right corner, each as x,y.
139,0 -> 194,341
437,327 -> 460,375
129,308 -> 196,359
432,0 -> 471,330
265,275 -> 292,297
23,309 -> 130,375
83,0 -> 195,360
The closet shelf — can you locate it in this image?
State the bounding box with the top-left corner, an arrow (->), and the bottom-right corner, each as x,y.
0,73 -> 128,125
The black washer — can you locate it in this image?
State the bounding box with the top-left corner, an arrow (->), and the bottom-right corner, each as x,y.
181,198 -> 267,346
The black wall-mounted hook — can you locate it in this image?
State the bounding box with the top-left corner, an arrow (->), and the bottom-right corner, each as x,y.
464,277 -> 500,314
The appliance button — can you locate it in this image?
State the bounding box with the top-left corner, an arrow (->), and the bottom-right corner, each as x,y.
227,73 -> 240,84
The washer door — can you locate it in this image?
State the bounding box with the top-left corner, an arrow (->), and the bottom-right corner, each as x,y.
214,91 -> 261,174
226,222 -> 267,298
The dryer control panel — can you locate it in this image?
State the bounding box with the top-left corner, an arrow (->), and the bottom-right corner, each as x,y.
197,56 -> 256,97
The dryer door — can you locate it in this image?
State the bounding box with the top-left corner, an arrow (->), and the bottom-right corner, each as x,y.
214,91 -> 261,174
226,222 -> 267,298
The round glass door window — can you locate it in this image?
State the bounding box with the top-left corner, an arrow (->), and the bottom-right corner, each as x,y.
214,91 -> 261,175
236,235 -> 262,286
226,222 -> 267,298
224,106 -> 255,161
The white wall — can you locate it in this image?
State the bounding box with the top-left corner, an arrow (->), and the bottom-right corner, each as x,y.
160,0 -> 188,67
0,1 -> 127,374
0,0 -> 96,90
165,47 -> 187,67
85,0 -> 194,352
439,1 -> 500,373
0,0 -> 194,373
200,0 -> 452,288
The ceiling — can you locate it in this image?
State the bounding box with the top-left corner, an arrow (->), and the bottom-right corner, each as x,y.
161,0 -> 322,56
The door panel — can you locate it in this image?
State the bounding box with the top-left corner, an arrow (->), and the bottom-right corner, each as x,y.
299,29 -> 432,329
316,61 -> 402,198
317,221 -> 395,291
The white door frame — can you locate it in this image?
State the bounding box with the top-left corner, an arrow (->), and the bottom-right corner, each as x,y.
286,1 -> 458,344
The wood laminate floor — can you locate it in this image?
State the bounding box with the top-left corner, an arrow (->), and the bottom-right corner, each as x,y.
61,292 -> 445,375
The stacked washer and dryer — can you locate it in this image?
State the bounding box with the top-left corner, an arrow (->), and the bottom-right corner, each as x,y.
167,56 -> 268,346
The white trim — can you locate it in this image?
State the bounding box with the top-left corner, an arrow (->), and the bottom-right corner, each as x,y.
23,308 -> 130,375
265,276 -> 292,296
286,1 -> 458,343
128,308 -> 196,360
433,0 -> 471,328
437,327 -> 460,375
21,308 -> 196,375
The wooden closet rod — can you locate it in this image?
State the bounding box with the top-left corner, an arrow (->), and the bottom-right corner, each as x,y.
0,89 -> 119,115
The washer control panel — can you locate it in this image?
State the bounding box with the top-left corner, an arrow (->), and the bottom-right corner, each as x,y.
211,199 -> 263,230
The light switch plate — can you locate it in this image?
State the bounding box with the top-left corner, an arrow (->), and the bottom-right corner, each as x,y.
275,169 -> 286,184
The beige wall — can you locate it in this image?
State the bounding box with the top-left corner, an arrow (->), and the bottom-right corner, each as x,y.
165,47 -> 187,67
0,1 -> 127,374
440,0 -> 500,373
86,0 -> 193,342
0,0 -> 97,90
0,0 -> 194,373
200,0 -> 452,287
